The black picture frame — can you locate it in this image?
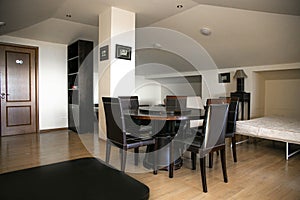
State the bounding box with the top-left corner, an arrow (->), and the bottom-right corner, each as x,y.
218,72 -> 230,83
100,45 -> 109,61
115,44 -> 131,60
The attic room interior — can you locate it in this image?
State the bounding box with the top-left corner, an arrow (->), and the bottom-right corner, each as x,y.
0,0 -> 299,199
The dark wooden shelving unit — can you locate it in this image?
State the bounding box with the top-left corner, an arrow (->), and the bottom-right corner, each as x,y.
67,40 -> 94,133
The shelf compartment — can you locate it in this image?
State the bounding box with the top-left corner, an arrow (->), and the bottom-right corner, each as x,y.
68,90 -> 78,105
68,58 -> 79,74
68,74 -> 78,89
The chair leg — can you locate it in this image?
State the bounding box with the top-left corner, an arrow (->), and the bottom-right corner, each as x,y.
200,156 -> 207,193
169,139 -> 174,178
134,147 -> 139,166
153,139 -> 158,175
191,152 -> 196,170
105,142 -> 111,164
232,136 -> 237,162
120,149 -> 127,172
220,148 -> 228,183
209,152 -> 213,168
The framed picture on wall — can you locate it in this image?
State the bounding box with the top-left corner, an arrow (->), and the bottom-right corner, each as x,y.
218,72 -> 230,83
100,45 -> 109,61
115,44 -> 132,60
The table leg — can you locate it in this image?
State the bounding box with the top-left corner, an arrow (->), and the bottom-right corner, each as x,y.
143,120 -> 184,173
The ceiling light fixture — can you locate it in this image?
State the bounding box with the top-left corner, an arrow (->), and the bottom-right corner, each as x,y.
177,4 -> 183,9
200,27 -> 212,36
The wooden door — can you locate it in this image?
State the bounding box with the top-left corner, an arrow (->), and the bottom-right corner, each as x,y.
0,43 -> 38,136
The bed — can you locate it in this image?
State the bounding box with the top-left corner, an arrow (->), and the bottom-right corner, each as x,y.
236,116 -> 300,160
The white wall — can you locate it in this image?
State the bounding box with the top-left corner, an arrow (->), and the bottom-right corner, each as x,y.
135,73 -> 202,105
192,63 -> 300,118
0,36 -> 67,130
135,75 -> 161,105
245,63 -> 300,117
265,79 -> 300,118
98,7 -> 136,139
110,7 -> 136,97
98,7 -> 136,98
252,72 -> 265,117
93,72 -> 99,104
136,62 -> 300,119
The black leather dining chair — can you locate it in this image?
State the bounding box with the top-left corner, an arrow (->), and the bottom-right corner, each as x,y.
165,95 -> 187,112
208,97 -> 239,168
165,96 -> 188,178
187,104 -> 229,192
225,97 -> 239,163
118,96 -> 152,134
102,97 -> 157,172
190,98 -> 229,167
118,96 -> 139,111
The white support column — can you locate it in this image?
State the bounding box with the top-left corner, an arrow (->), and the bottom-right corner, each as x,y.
98,7 -> 136,139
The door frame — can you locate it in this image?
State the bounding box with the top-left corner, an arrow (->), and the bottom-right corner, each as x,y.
0,42 -> 39,135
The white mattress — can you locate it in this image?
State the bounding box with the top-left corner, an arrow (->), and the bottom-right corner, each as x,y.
236,116 -> 300,145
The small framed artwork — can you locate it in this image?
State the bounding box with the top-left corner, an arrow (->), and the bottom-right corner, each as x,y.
218,72 -> 230,83
115,44 -> 132,60
100,45 -> 109,61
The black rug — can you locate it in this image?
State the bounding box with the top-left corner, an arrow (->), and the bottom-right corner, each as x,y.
0,157 -> 149,200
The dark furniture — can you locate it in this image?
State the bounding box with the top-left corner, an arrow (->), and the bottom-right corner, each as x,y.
68,40 -> 94,133
206,97 -> 230,105
205,98 -> 230,168
102,97 -> 156,172
230,91 -> 250,120
119,96 -> 139,111
225,97 -> 239,163
165,95 -> 187,112
129,105 -> 204,178
164,95 -> 187,177
118,96 -> 151,129
208,97 -> 239,167
0,157 -> 149,200
187,104 -> 229,192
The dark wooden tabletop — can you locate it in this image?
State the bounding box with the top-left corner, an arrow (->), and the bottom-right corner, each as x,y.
127,106 -> 204,121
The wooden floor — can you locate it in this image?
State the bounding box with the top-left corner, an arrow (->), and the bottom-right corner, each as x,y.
1,130 -> 300,200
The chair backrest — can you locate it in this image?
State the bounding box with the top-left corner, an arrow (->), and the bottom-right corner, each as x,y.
206,98 -> 230,105
202,104 -> 229,151
187,96 -> 204,110
119,96 -> 145,134
226,97 -> 239,136
118,96 -> 139,111
102,97 -> 126,147
166,95 -> 187,112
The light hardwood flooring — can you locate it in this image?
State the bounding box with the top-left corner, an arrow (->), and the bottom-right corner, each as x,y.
1,130 -> 300,200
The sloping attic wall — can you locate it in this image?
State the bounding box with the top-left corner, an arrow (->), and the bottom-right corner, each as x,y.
150,4 -> 300,69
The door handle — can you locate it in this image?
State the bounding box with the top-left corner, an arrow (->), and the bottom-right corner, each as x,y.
1,93 -> 7,99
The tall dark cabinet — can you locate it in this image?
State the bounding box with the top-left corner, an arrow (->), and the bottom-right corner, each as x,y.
68,40 -> 94,133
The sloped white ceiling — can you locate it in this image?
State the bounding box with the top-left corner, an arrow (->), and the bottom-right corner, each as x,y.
193,0 -> 300,16
0,0 -> 63,34
0,0 -> 198,35
150,5 -> 300,68
8,18 -> 98,44
1,1 -> 300,69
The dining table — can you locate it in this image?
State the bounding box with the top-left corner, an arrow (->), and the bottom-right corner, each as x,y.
127,105 -> 204,178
